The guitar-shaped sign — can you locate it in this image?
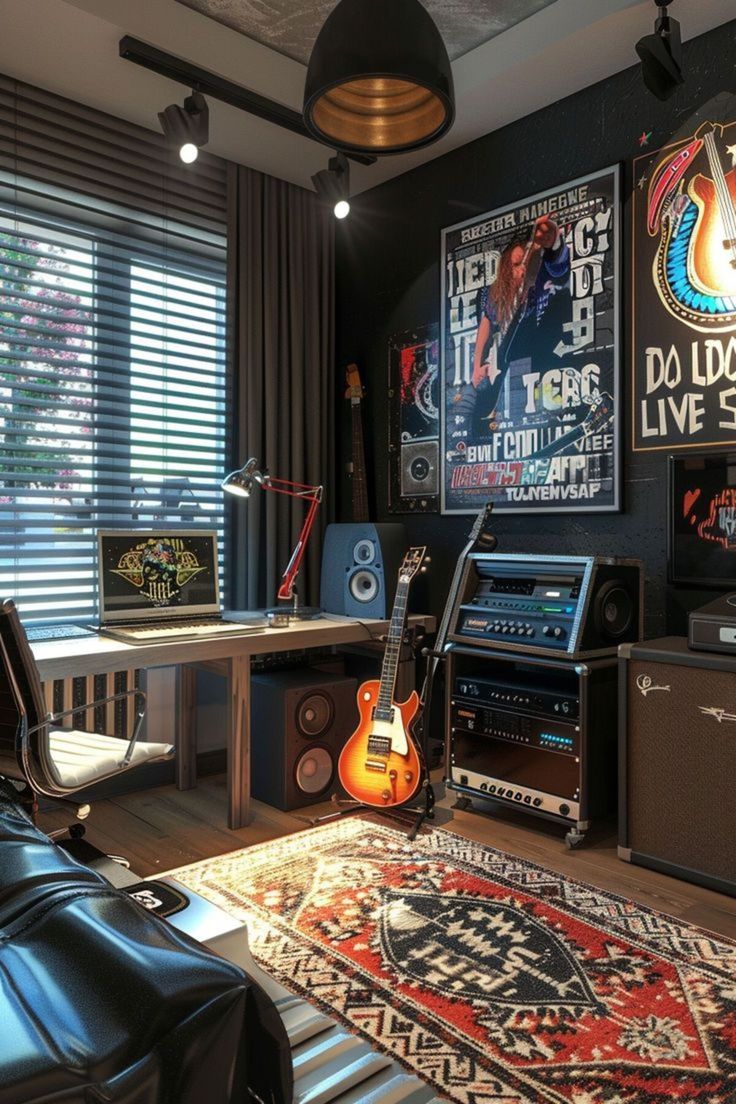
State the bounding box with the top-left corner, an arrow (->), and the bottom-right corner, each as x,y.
338,547 -> 427,807
345,364 -> 370,523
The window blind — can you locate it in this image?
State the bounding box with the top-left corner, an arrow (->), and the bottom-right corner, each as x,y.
0,77 -> 230,624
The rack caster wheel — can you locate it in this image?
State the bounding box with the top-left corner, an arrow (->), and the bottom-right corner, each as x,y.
565,830 -> 586,850
453,795 -> 473,812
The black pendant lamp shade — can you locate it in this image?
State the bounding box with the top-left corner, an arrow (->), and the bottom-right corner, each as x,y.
303,0 -> 455,156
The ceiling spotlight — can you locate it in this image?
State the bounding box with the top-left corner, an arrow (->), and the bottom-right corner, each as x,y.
312,152 -> 351,219
303,0 -> 454,156
158,90 -> 209,163
636,1 -> 685,102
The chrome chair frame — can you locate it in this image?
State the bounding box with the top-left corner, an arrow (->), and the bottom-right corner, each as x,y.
0,598 -> 172,810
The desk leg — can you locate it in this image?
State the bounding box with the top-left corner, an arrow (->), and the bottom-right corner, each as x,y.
227,653 -> 252,829
176,665 -> 198,791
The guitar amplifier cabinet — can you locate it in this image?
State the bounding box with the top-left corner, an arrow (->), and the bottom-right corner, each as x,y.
619,637 -> 736,897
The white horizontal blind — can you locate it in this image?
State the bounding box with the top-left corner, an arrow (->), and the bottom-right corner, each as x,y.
0,78 -> 229,624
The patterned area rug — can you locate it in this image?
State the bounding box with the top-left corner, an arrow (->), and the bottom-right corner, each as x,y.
170,818 -> 736,1104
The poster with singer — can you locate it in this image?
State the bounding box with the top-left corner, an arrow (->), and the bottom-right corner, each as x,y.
633,106 -> 736,451
441,166 -> 620,515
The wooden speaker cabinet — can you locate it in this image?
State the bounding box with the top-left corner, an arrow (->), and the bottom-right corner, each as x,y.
619,637 -> 736,897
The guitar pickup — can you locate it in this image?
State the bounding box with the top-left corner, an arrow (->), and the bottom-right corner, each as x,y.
371,706 -> 395,723
367,736 -> 392,756
365,760 -> 387,773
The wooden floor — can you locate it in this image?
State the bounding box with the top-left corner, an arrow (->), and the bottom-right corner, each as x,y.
39,775 -> 736,942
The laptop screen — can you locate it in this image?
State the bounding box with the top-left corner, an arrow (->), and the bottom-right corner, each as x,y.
97,530 -> 221,623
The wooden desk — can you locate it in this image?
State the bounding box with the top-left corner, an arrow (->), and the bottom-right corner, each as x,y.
31,613 -> 434,829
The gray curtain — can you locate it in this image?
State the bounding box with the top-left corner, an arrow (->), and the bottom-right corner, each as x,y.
227,163 -> 335,610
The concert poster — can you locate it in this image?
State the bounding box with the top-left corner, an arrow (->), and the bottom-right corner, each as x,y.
633,102 -> 736,452
668,452 -> 736,587
440,166 -> 620,515
388,323 -> 440,513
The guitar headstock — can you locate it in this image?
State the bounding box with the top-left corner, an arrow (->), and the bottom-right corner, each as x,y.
580,392 -> 614,436
399,546 -> 428,585
470,501 -> 497,552
345,364 -> 364,403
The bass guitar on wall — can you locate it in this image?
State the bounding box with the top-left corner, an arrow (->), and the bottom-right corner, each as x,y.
338,547 -> 427,807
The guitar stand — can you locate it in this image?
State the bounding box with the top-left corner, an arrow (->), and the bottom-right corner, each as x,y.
305,628 -> 438,840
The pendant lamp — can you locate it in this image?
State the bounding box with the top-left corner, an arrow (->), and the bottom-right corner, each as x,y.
303,0 -> 454,156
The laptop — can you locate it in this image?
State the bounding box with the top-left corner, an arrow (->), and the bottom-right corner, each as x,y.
96,529 -> 267,643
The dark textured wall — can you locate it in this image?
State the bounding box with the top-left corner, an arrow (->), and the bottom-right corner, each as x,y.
335,18 -> 736,641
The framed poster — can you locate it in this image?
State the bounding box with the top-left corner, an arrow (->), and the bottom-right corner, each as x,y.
668,452 -> 736,587
440,165 -> 620,515
388,324 -> 439,513
633,108 -> 736,452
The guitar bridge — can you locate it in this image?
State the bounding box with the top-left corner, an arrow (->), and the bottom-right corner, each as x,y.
365,760 -> 387,773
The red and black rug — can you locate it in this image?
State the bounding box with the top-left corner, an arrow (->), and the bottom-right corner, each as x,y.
171,819 -> 736,1104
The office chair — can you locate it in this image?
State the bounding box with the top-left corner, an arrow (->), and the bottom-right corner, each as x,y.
0,599 -> 174,831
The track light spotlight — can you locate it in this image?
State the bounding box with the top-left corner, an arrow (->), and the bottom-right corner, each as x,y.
158,90 -> 209,163
636,1 -> 685,102
311,152 -> 351,219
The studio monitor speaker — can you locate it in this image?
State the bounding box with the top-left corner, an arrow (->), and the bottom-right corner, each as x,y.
251,669 -> 358,811
320,522 -> 408,618
619,639 -> 736,897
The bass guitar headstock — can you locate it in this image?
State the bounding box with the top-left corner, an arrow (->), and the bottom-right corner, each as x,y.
399,546 -> 428,585
345,363 -> 364,404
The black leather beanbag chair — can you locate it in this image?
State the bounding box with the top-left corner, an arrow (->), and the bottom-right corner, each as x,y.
0,782 -> 292,1104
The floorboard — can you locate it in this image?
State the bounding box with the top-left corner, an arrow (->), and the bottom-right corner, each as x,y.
38,776 -> 736,941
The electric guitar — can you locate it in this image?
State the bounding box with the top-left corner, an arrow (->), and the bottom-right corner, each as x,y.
345,364 -> 370,523
689,125 -> 736,296
338,547 -> 427,807
527,391 -> 614,460
412,503 -> 496,753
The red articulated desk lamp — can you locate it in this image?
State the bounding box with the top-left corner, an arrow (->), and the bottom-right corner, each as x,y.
221,457 -> 323,624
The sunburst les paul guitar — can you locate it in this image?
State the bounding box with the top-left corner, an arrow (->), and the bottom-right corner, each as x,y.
338,547 -> 427,808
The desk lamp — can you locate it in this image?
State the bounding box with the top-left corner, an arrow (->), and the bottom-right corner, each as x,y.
222,458 -> 323,624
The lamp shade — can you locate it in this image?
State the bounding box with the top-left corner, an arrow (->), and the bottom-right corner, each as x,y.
221,457 -> 261,497
303,0 -> 454,156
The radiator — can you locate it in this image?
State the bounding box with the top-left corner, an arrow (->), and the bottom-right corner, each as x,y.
41,668 -> 176,745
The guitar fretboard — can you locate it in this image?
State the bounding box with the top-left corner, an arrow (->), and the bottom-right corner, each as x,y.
375,578 -> 410,720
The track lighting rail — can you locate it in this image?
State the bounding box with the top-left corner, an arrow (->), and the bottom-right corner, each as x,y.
119,35 -> 376,166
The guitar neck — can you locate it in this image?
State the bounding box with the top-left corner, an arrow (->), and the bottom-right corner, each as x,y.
350,401 -> 370,522
375,578 -> 410,718
433,506 -> 491,655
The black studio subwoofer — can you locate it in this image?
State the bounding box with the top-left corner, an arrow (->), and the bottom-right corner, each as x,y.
250,669 -> 358,811
320,522 -> 407,618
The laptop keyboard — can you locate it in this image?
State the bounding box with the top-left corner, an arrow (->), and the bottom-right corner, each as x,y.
104,619 -> 267,642
25,623 -> 96,642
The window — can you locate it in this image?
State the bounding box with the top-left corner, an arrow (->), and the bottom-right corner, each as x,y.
0,192 -> 228,624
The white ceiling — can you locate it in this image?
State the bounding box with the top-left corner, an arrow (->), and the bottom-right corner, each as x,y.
0,0 -> 733,196
175,0 -> 558,65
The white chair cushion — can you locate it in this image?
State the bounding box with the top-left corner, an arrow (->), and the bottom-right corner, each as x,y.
47,729 -> 174,788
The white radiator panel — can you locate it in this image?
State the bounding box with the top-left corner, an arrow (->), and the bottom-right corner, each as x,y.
41,667 -> 176,744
